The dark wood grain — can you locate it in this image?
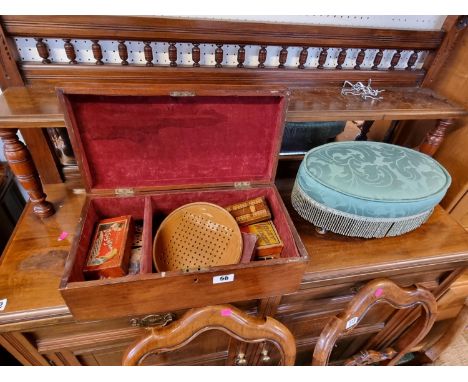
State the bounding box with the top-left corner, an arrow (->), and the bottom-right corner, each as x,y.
336,48 -> 347,70
91,40 -> 103,65
406,50 -> 419,71
258,45 -> 267,69
389,50 -> 402,70
192,43 -> 200,67
317,48 -> 328,69
168,42 -> 177,67
215,44 -> 223,68
143,41 -> 153,67
34,38 -> 50,64
354,48 -> 366,70
63,39 -> 77,65
278,46 -> 288,69
117,40 -> 128,66
372,49 -> 384,70
298,47 -> 308,69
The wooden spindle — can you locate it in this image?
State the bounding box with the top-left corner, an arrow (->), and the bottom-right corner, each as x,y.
237,45 -> 245,68
355,121 -> 374,141
389,49 -> 402,70
419,119 -> 453,157
317,48 -> 328,69
91,39 -> 104,65
144,41 -> 153,67
258,45 -> 267,68
336,48 -> 347,70
192,43 -> 200,67
35,38 -> 51,64
63,39 -> 77,64
168,43 -> 177,67
0,128 -> 55,218
354,48 -> 366,70
118,40 -> 128,66
215,44 -> 223,68
298,47 -> 308,69
372,49 -> 384,70
406,50 -> 419,71
278,46 -> 288,69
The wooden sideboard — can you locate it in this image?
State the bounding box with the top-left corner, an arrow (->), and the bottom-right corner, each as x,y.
1,15 -> 468,366
0,174 -> 467,365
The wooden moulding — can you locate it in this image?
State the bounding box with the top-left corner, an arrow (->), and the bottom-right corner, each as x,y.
21,64 -> 426,88
2,16 -> 444,49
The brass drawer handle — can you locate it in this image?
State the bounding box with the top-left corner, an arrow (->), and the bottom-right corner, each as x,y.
130,313 -> 175,328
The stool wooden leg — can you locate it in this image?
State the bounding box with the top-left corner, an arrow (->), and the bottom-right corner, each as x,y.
419,119 -> 453,157
355,120 -> 374,141
0,128 -> 55,218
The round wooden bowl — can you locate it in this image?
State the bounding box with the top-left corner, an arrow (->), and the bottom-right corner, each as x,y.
153,202 -> 243,272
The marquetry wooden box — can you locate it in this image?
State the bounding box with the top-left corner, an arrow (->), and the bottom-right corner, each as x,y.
58,86 -> 308,321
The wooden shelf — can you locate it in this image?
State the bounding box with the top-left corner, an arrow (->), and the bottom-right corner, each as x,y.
287,86 -> 468,122
0,85 -> 466,129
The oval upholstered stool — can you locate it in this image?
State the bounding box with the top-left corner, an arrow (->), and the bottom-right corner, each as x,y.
291,141 -> 451,238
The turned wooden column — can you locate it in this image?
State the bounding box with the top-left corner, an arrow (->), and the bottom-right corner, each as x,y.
355,120 -> 374,141
0,128 -> 55,218
419,119 -> 453,157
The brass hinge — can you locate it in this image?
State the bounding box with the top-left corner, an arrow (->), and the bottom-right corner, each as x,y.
234,181 -> 251,189
170,91 -> 196,97
115,188 -> 134,196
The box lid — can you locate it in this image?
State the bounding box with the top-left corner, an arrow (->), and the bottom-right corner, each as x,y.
59,87 -> 288,194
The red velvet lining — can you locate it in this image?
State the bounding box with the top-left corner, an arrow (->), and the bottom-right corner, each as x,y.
67,95 -> 285,191
72,186 -> 298,282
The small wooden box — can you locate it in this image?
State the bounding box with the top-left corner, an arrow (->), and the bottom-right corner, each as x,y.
83,215 -> 133,279
225,197 -> 271,226
58,86 -> 308,321
241,220 -> 284,259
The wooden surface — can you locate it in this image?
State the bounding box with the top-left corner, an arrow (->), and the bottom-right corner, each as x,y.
122,304 -> 296,366
1,179 -> 468,330
0,86 -> 466,130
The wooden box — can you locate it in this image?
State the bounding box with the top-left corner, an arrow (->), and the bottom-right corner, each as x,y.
58,86 -> 308,321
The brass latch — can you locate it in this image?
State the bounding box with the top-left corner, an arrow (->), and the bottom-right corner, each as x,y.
130,313 -> 175,328
170,91 -> 196,97
234,181 -> 251,189
115,188 -> 134,196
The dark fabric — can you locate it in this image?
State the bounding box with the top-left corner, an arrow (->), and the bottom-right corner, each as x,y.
280,121 -> 346,154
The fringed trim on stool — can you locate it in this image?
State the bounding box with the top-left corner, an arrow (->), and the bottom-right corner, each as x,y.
291,181 -> 433,238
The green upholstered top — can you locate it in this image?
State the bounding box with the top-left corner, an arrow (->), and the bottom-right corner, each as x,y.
296,141 -> 451,218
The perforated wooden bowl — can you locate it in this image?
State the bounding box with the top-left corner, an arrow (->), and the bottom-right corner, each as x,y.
153,202 -> 243,272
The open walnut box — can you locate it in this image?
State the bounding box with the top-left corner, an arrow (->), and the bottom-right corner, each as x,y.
58,86 -> 308,321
